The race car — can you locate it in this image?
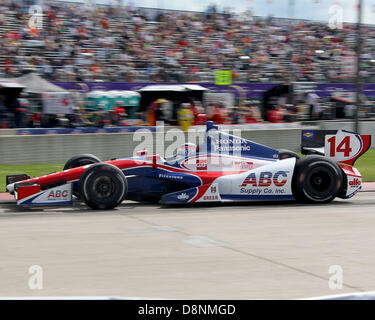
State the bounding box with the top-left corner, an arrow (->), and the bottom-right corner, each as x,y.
5,122 -> 371,209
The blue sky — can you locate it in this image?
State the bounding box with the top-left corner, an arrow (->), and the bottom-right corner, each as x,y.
59,0 -> 375,24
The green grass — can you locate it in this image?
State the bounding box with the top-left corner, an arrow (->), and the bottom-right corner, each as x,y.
354,149 -> 375,182
0,150 -> 374,192
0,163 -> 63,192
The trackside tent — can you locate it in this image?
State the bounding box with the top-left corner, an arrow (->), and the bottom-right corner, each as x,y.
11,73 -> 67,93
11,73 -> 73,114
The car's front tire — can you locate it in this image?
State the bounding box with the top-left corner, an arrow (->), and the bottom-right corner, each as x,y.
64,154 -> 101,198
292,156 -> 343,203
79,163 -> 127,210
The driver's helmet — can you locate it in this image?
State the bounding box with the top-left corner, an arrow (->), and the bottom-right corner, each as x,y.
177,143 -> 198,158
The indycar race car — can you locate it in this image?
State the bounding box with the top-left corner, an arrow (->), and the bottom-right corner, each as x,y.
5,122 -> 371,209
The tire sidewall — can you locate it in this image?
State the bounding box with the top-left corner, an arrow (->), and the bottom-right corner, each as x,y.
293,156 -> 343,203
79,163 -> 127,210
64,154 -> 101,199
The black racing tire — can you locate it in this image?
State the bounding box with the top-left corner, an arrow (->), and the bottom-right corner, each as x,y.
292,155 -> 343,203
64,154 -> 101,199
278,149 -> 300,160
79,163 -> 127,210
63,154 -> 101,171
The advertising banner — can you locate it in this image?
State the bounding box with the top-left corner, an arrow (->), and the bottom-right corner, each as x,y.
53,81 -> 375,100
42,92 -> 73,114
203,92 -> 235,109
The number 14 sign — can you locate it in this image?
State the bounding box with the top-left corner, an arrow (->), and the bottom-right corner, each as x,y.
325,131 -> 366,164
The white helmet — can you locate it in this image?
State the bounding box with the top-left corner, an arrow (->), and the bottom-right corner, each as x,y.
177,143 -> 197,158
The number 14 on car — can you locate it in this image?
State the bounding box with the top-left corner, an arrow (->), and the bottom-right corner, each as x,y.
325,131 -> 366,164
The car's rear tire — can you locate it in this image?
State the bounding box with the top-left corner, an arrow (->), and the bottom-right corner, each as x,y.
292,156 -> 343,203
63,154 -> 101,170
79,163 -> 127,210
279,149 -> 300,160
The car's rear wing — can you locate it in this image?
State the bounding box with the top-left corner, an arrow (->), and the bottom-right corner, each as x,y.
301,129 -> 372,166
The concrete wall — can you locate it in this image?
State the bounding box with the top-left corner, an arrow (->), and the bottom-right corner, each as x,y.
1,122 -> 373,165
0,129 -> 302,164
0,129 -> 17,136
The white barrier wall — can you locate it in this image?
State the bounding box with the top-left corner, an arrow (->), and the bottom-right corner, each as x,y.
0,129 -> 302,164
1,122 -> 373,165
0,129 -> 17,136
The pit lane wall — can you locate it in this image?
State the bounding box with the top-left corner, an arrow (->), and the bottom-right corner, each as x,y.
0,122 -> 373,164
0,127 -> 302,164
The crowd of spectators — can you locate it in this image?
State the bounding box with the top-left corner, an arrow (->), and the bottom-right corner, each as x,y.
2,0 -> 375,83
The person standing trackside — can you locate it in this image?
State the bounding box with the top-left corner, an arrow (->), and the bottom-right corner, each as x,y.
305,90 -> 321,121
178,103 -> 194,132
0,96 -> 9,128
12,97 -> 27,128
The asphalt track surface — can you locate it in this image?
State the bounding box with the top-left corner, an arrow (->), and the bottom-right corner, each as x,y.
0,192 -> 375,300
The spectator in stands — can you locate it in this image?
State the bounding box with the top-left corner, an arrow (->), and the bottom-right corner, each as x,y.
3,1 -> 375,128
0,1 -> 372,84
0,11 -> 5,27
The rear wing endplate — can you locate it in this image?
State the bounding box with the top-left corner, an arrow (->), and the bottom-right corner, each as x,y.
301,130 -> 371,166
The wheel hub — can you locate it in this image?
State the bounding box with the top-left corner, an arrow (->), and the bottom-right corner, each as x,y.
313,176 -> 323,185
93,176 -> 113,198
310,170 -> 331,193
99,184 -> 109,192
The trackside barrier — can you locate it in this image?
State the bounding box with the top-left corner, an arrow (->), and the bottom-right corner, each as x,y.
0,129 -> 17,136
0,128 -> 303,164
15,123 -> 302,135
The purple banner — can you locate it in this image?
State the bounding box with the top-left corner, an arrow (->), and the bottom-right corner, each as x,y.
53,82 -> 276,99
315,84 -> 354,98
17,126 -> 155,135
53,82 -> 375,99
316,83 -> 375,99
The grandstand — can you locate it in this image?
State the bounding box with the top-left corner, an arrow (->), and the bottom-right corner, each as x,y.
2,0 -> 375,83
